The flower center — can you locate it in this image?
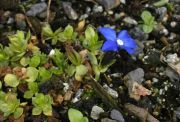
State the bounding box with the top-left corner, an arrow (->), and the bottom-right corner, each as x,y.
117,39 -> 124,46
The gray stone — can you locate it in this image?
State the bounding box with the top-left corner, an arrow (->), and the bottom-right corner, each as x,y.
62,2 -> 78,20
95,0 -> 121,10
7,17 -> 14,24
110,109 -> 125,122
90,105 -> 104,120
101,118 -> 118,122
175,107 -> 180,119
103,84 -> 118,98
126,68 -> 144,83
165,53 -> 179,64
165,67 -> 180,82
123,17 -> 137,25
93,5 -> 103,13
156,7 -> 167,21
26,2 -> 47,17
130,27 -> 148,41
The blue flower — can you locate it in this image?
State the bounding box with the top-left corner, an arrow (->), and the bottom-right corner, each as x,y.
98,27 -> 137,54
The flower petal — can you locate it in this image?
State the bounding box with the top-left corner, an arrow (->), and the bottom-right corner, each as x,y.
98,27 -> 116,41
101,40 -> 118,52
117,30 -> 137,48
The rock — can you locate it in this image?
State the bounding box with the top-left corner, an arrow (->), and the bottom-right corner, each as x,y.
143,50 -> 161,66
175,107 -> 180,119
152,78 -> 159,83
165,67 -> 180,82
63,83 -> 69,92
159,28 -> 169,35
71,89 -> 84,103
156,7 -> 167,21
125,68 -> 144,83
123,17 -> 137,25
103,84 -> 118,98
64,91 -> 73,101
164,53 -> 179,64
26,2 -> 47,17
130,27 -> 148,41
101,118 -> 118,122
62,2 -> 78,20
90,105 -> 104,120
95,0 -> 121,10
120,0 -> 126,4
93,5 -> 103,13
7,17 -> 14,24
110,109 -> 124,122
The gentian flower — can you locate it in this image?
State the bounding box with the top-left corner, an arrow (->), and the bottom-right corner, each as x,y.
98,27 -> 137,54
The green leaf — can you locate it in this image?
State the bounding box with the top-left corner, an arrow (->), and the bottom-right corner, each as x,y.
87,52 -> 98,65
13,107 -> 23,119
0,81 -> 2,89
42,24 -> 54,37
50,67 -> 63,75
29,55 -> 40,67
141,11 -> 152,24
68,108 -> 88,122
28,82 -> 39,93
80,117 -> 89,122
43,105 -> 52,116
51,49 -> 66,68
75,65 -> 88,76
32,107 -> 42,115
64,25 -> 73,40
25,67 -> 38,82
66,65 -> 76,76
153,0 -> 169,7
24,91 -> 34,99
20,57 -> 30,66
143,25 -> 153,33
85,26 -> 95,42
4,74 -> 19,87
38,67 -> 51,82
66,46 -> 81,66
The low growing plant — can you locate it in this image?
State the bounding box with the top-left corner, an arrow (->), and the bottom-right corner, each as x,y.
83,26 -> 103,54
68,108 -> 89,122
42,24 -> 74,45
32,93 -> 53,116
24,82 -> 39,99
65,46 -> 88,81
0,92 -> 24,119
140,10 -> 156,33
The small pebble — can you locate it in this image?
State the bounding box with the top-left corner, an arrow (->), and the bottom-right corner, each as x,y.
49,49 -> 55,57
62,2 -> 78,20
26,2 -> 47,16
7,17 -> 14,24
64,91 -> 73,101
123,17 -> 138,25
103,84 -> 118,98
107,10 -> 114,15
90,105 -> 104,120
165,53 -> 179,63
101,118 -> 118,122
170,21 -> 177,28
152,78 -> 159,83
110,109 -> 125,122
175,107 -> 180,119
93,5 -> 103,13
63,83 -> 69,92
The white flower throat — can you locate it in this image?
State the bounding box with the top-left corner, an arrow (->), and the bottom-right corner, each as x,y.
117,39 -> 124,46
